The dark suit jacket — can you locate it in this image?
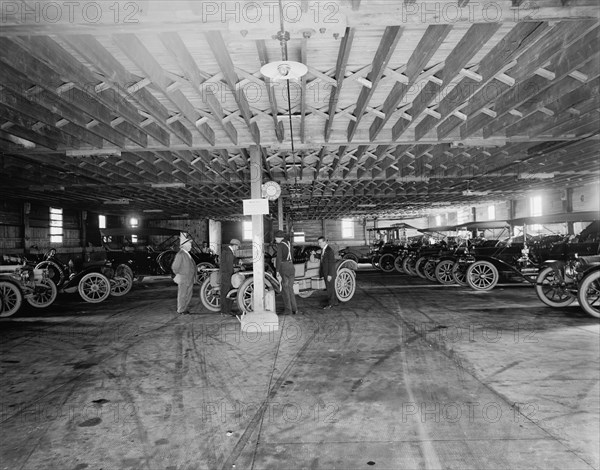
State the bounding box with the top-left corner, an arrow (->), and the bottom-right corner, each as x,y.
220,247 -> 236,277
320,245 -> 336,278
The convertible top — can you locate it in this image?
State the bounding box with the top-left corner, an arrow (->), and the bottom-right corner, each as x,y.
510,211 -> 599,226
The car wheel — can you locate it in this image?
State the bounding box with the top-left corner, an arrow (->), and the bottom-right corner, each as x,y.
335,268 -> 356,302
414,257 -> 429,279
577,270 -> 600,318
26,279 -> 58,308
402,256 -> 417,277
78,273 -> 111,303
435,260 -> 456,285
423,260 -> 438,282
116,264 -> 134,282
199,277 -> 220,312
196,262 -> 216,284
35,261 -> 65,288
379,253 -> 396,273
534,266 -> 575,308
110,276 -> 133,297
467,261 -> 499,291
452,262 -> 469,286
0,281 -> 23,317
394,254 -> 405,273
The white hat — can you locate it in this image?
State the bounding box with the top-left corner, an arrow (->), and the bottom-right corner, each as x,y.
180,232 -> 193,245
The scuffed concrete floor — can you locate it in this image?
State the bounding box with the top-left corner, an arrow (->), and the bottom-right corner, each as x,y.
1,270 -> 598,470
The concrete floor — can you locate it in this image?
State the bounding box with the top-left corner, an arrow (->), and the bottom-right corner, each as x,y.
1,268 -> 599,470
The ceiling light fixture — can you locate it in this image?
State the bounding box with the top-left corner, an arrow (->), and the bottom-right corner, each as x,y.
260,0 -> 308,206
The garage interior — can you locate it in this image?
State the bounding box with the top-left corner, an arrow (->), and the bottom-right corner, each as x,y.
1,0 -> 599,469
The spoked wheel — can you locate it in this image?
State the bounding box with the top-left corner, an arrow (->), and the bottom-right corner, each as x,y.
35,260 -> 65,288
196,262 -> 216,285
0,281 -> 23,317
199,277 -> 221,312
110,276 -> 133,297
379,253 -> 396,273
236,277 -> 275,314
157,250 -> 177,274
115,264 -> 134,282
452,263 -> 469,286
467,261 -> 499,291
335,268 -> 356,302
423,260 -> 438,282
78,272 -> 111,303
435,260 -> 456,285
371,256 -> 380,270
402,256 -> 417,277
414,257 -> 429,279
394,255 -> 405,273
577,270 -> 600,318
26,279 -> 57,308
535,266 -> 575,308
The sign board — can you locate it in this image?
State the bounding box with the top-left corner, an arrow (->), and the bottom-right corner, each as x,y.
243,198 -> 269,215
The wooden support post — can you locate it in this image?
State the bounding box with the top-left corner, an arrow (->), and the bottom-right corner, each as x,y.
23,202 -> 31,254
278,197 -> 284,231
242,146 -> 278,331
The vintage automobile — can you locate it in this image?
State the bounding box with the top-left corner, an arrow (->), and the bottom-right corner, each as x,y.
198,257 -> 357,314
34,248 -> 132,303
100,228 -> 218,280
459,217 -> 598,291
339,245 -> 374,264
0,262 -> 57,317
535,254 -> 600,318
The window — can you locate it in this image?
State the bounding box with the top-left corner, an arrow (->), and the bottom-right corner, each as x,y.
530,196 -> 543,217
243,220 -> 252,240
341,219 -> 354,239
488,205 -> 496,220
99,215 -> 106,229
129,217 -> 139,228
435,215 -> 442,226
131,235 -> 138,243
49,207 -> 63,244
293,232 -> 305,243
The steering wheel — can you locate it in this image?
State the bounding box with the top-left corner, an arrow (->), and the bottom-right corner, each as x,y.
44,248 -> 56,260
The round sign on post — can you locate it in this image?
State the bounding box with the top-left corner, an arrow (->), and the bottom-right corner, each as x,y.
262,181 -> 281,201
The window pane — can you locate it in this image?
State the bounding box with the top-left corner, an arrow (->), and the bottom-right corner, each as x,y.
342,219 -> 354,239
488,205 -> 495,220
49,208 -> 63,244
530,196 -> 543,217
243,221 -> 252,240
99,215 -> 106,229
293,232 -> 305,243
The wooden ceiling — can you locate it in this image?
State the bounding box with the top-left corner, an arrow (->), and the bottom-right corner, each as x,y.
0,0 -> 598,221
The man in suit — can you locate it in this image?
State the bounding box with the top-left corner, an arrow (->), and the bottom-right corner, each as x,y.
220,238 -> 240,315
171,232 -> 197,315
318,236 -> 338,309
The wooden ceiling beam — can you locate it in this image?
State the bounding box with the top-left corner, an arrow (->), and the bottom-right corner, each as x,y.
113,33 -> 214,146
370,24 -> 453,141
324,27 -> 355,142
256,40 -> 284,143
348,26 -> 403,142
392,22 -> 501,140
160,32 -> 238,145
205,31 -> 260,144
495,64 -> 599,137
416,21 -> 547,141
0,84 -> 104,148
61,35 -> 177,147
483,43 -> 600,137
460,21 -> 598,139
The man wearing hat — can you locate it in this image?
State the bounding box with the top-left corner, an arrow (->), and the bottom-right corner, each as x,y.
171,232 -> 197,314
220,238 -> 240,315
274,230 -> 298,315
